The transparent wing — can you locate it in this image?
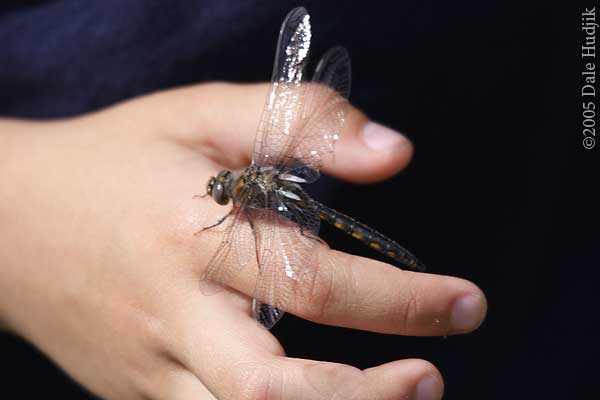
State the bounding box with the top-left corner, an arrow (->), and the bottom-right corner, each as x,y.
280,46 -> 352,181
312,46 -> 351,100
253,6 -> 312,169
199,190 -> 257,295
253,8 -> 352,182
249,194 -> 324,329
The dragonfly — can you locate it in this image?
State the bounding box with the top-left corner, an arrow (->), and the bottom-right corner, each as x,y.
197,7 -> 425,329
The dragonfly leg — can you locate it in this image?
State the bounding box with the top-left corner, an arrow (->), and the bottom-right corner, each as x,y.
194,208 -> 233,236
246,216 -> 263,270
299,226 -> 326,245
192,193 -> 209,199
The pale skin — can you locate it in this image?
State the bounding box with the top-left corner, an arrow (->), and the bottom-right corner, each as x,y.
0,83 -> 487,400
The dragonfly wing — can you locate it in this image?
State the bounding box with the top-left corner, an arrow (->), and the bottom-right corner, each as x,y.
199,191 -> 256,295
253,7 -> 312,169
249,194 -> 323,329
270,7 -> 311,87
281,47 -> 351,180
311,46 -> 351,99
252,9 -> 351,182
252,299 -> 285,329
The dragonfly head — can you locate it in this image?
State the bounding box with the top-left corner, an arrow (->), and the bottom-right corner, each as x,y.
206,170 -> 232,205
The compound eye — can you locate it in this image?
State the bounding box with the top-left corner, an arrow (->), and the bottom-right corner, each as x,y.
212,181 -> 229,205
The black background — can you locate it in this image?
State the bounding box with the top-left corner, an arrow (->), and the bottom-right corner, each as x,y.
0,1 -> 596,399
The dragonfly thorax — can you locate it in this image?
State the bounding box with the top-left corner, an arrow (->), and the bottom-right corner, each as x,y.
206,165 -> 309,209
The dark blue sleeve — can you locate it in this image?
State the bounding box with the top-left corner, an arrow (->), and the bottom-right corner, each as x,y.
0,0 -> 281,118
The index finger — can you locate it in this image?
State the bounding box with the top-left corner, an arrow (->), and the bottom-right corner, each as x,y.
138,82 -> 414,183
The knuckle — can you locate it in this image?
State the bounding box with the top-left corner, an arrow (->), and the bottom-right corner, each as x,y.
134,387 -> 162,400
149,205 -> 195,248
303,363 -> 365,399
133,308 -> 171,353
298,248 -> 342,320
400,275 -> 421,331
402,290 -> 419,331
343,105 -> 368,136
228,362 -> 279,400
324,363 -> 363,384
122,313 -> 173,388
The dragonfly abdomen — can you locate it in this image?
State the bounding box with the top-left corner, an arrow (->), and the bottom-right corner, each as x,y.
316,202 -> 426,271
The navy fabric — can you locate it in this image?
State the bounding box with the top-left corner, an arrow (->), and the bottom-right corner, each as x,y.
0,0 -> 291,118
0,2 -> 592,400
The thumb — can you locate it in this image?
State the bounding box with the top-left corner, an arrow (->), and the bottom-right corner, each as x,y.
137,82 -> 414,183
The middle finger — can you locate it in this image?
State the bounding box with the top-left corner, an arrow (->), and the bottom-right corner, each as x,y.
213,242 -> 487,336
291,247 -> 488,335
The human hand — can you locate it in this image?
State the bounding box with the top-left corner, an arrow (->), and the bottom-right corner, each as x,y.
0,83 -> 486,399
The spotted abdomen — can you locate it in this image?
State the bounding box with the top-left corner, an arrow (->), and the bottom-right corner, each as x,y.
316,202 -> 425,271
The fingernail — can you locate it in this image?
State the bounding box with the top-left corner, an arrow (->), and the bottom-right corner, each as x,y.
361,121 -> 408,152
450,294 -> 485,331
416,374 -> 442,400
